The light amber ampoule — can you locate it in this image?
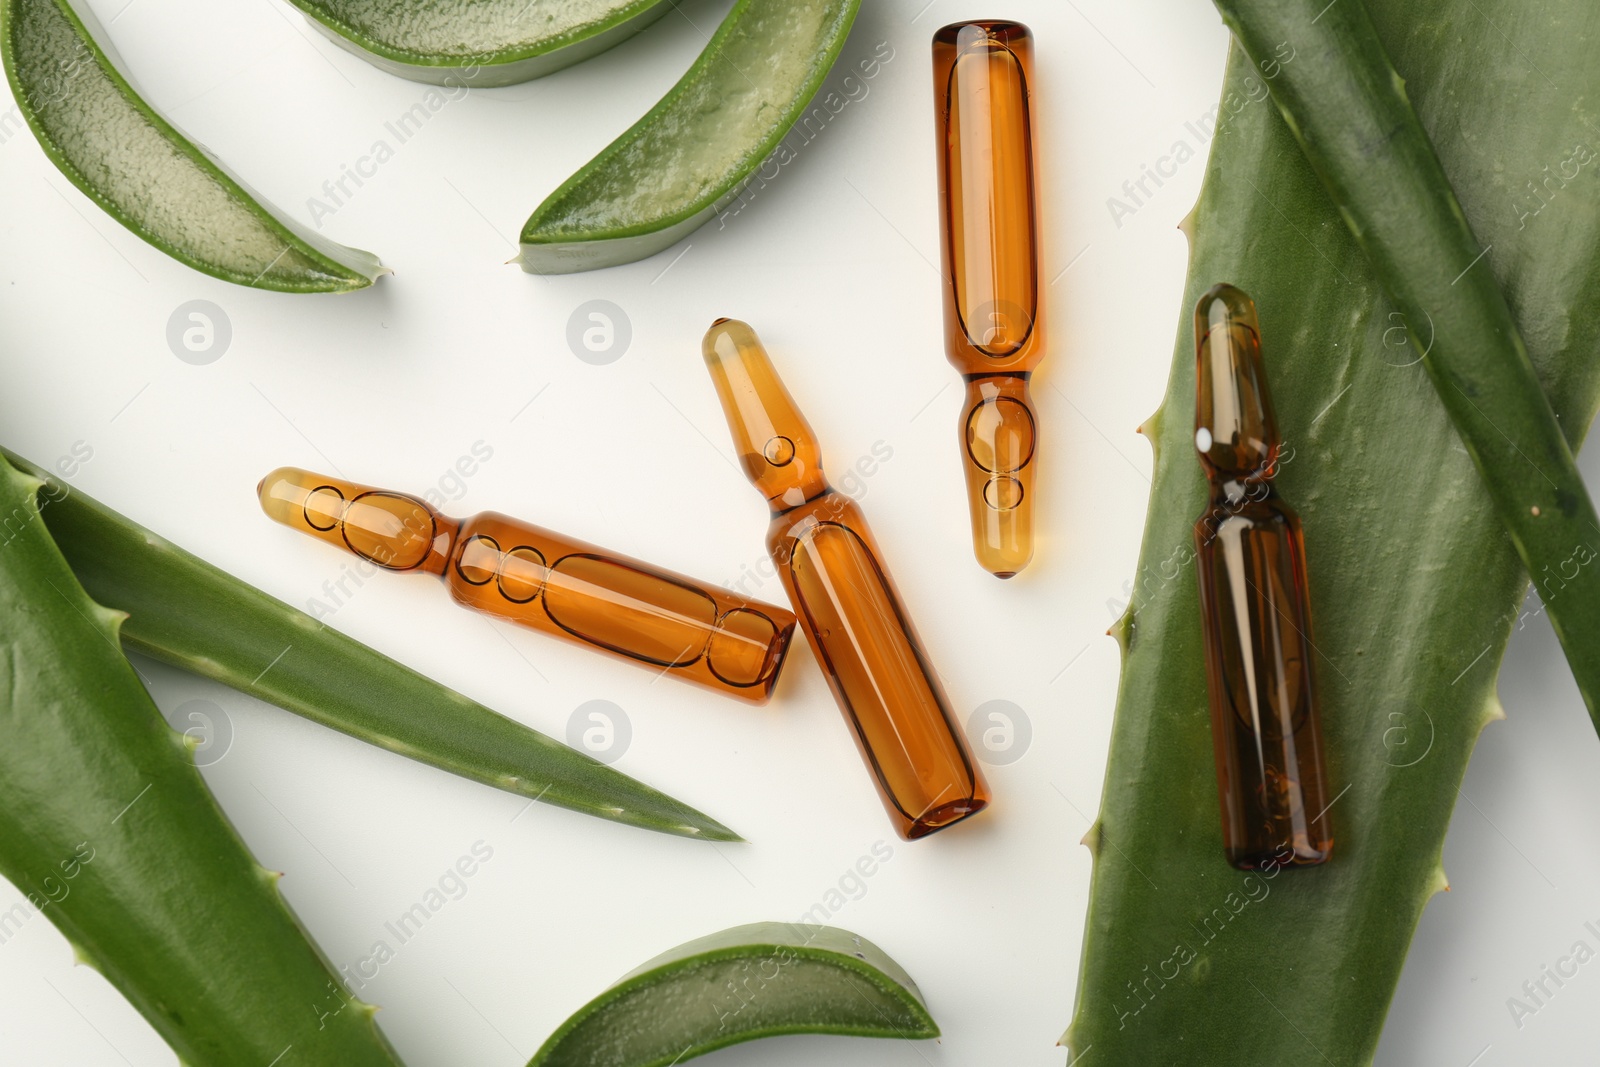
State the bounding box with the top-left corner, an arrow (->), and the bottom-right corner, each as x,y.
702,319 -> 990,839
933,20 -> 1043,578
1192,284 -> 1333,869
259,468 -> 797,704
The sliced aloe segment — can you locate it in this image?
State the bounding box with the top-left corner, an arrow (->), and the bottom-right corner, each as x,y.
529,923 -> 938,1066
286,0 -> 673,87
1,0 -> 385,292
519,0 -> 861,274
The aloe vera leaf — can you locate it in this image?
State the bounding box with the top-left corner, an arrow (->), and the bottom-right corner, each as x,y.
1063,11 -> 1600,1064
2,448 -> 740,843
528,923 -> 938,1066
518,0 -> 861,274
285,0 -> 672,87
1,0 -> 386,292
0,461 -> 404,1066
1212,0 -> 1600,729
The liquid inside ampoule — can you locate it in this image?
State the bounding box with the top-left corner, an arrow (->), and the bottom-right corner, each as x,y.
702,318 -> 991,839
1192,284 -> 1333,870
259,468 -> 797,704
933,19 -> 1044,578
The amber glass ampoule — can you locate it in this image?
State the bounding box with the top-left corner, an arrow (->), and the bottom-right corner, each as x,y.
933,20 -> 1043,578
702,319 -> 990,839
259,468 -> 796,704
1192,284 -> 1333,869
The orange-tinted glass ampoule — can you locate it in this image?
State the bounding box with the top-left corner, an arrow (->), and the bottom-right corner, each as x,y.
933,20 -> 1043,578
259,469 -> 796,704
1192,284 -> 1333,870
702,319 -> 990,839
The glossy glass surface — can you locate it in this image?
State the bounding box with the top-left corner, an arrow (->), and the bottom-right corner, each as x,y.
259,467 -> 796,703
703,319 -> 990,838
934,19 -> 1042,577
1192,284 -> 1333,869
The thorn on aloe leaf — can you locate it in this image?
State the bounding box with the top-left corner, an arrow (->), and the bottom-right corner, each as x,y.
1178,204 -> 1200,245
1138,403 -> 1165,458
1108,611 -> 1134,654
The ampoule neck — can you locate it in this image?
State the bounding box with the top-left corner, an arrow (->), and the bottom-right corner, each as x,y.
702,318 -> 830,508
419,513 -> 462,576
768,481 -> 838,518
1209,472 -> 1278,510
1194,283 -> 1281,481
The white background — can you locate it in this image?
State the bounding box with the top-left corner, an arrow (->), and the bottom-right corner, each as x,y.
0,0 -> 1596,1064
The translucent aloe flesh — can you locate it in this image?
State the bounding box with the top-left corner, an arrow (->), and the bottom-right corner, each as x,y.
4,448 -> 739,843
1064,4 -> 1600,1062
1,0 -> 385,291
287,0 -> 673,86
519,0 -> 862,273
0,460 -> 404,1066
529,923 -> 938,1066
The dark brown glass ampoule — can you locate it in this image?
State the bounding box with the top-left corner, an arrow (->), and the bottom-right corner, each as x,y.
702,319 -> 991,839
1192,284 -> 1333,870
259,468 -> 797,704
933,20 -> 1043,578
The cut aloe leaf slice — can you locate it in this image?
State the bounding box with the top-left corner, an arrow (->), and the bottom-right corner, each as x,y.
519,0 -> 861,274
528,923 -> 939,1066
285,0 -> 673,87
1,0 -> 386,292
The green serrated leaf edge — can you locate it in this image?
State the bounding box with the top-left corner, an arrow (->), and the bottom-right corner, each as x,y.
0,458 -> 403,1066
1062,3 -> 1600,1061
1215,0 -> 1600,727
4,446 -> 741,844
